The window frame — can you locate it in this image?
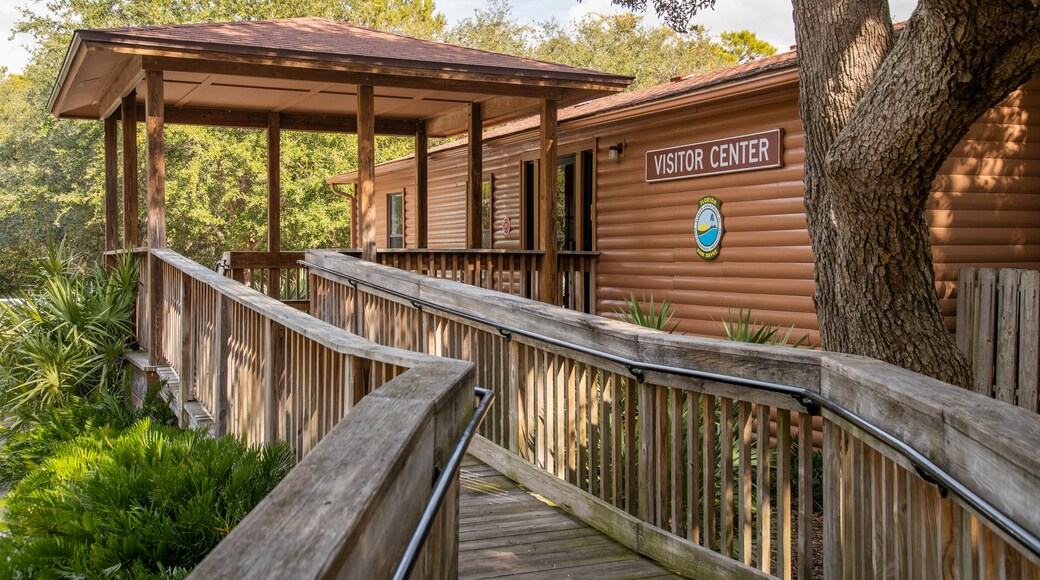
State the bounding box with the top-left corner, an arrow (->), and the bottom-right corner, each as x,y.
387,191 -> 405,249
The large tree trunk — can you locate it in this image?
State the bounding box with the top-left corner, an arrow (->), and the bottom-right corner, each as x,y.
793,0 -> 1040,388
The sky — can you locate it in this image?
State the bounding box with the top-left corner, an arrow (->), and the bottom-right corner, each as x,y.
0,0 -> 918,74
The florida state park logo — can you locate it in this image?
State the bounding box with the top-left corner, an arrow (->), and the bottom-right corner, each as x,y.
694,196 -> 723,260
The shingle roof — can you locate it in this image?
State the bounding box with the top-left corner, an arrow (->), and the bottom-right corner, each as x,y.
78,17 -> 631,83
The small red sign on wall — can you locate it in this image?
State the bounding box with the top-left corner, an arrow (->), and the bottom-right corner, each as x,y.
502,216 -> 511,235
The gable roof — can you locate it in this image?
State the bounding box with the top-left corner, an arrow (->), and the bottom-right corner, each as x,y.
75,17 -> 631,84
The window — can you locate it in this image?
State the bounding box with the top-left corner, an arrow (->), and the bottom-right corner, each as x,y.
481,178 -> 493,249
387,192 -> 404,248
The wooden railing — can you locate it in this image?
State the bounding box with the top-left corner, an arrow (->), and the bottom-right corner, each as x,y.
140,248 -> 475,578
376,248 -> 598,313
304,249 -> 1040,580
218,250 -> 360,309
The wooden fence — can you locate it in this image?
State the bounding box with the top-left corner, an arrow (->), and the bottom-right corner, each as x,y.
957,267 -> 1039,412
305,249 -> 1040,580
141,249 -> 475,579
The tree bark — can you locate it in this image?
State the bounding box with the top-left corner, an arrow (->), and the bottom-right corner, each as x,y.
794,0 -> 1040,387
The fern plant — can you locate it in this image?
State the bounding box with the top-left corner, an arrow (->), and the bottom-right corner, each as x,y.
2,419 -> 292,578
615,292 -> 679,333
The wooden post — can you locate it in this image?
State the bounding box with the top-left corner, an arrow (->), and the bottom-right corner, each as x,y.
145,71 -> 165,366
264,319 -> 285,444
466,102 -> 483,249
415,121 -> 428,248
267,113 -> 281,252
145,70 -> 165,249
179,273 -> 194,428
121,92 -> 139,249
267,113 -> 282,300
103,114 -> 120,253
213,293 -> 231,437
357,85 -> 376,261
538,99 -> 559,304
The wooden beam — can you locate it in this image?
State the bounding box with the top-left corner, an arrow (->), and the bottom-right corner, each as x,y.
538,99 -> 559,305
267,112 -> 281,252
466,102 -> 483,249
140,55 -> 577,99
125,105 -> 419,135
358,85 -> 376,261
174,73 -> 214,107
415,121 -> 428,248
95,55 -> 143,120
103,113 -> 119,252
121,92 -> 139,248
145,70 -> 166,249
426,95 -> 540,137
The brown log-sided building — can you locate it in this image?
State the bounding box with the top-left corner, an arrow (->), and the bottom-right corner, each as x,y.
328,51 -> 1040,343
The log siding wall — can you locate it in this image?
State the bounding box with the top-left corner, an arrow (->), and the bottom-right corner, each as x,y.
361,76 -> 1040,342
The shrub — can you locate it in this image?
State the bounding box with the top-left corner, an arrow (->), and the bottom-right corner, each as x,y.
1,420 -> 292,578
0,243 -> 138,418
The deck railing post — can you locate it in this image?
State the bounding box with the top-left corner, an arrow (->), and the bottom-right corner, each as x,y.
213,293 -> 231,436
637,381 -> 656,525
178,271 -> 194,428
508,340 -> 520,454
823,420 -> 843,578
264,319 -> 285,444
148,253 -> 164,366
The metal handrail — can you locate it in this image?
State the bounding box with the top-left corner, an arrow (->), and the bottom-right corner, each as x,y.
392,387 -> 495,580
301,259 -> 1040,561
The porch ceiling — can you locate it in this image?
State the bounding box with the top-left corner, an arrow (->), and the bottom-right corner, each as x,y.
49,17 -> 632,136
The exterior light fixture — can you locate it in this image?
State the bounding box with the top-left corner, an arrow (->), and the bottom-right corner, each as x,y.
608,143 -> 624,160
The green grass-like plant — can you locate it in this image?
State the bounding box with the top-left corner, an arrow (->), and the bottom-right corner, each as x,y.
615,293 -> 679,333
1,420 -> 292,578
719,307 -> 812,348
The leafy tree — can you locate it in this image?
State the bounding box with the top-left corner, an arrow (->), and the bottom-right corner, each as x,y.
719,29 -> 778,63
603,0 -> 1038,387
444,0 -> 534,56
534,13 -> 737,89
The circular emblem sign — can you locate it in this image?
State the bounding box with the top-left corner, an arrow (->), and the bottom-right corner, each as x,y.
502,216 -> 512,235
694,195 -> 723,260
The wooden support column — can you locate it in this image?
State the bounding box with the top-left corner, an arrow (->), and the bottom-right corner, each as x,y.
121,92 -> 139,249
538,99 -> 559,304
466,102 -> 483,249
145,71 -> 165,366
145,70 -> 166,248
267,113 -> 282,299
415,121 -> 428,248
267,113 -> 281,252
357,85 -> 376,261
103,114 -> 120,253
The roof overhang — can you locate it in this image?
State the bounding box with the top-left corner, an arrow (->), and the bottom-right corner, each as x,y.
49,20 -> 632,137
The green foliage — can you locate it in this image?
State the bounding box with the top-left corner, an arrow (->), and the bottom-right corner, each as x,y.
533,13 -> 738,90
615,292 -> 679,332
0,384 -> 177,489
720,308 -> 812,348
1,419 -> 293,578
0,243 -> 138,416
719,29 -> 779,63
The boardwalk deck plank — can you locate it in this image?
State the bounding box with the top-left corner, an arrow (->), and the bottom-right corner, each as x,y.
460,456 -> 682,579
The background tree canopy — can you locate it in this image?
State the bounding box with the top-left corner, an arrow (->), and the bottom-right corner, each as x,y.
0,0 -> 774,294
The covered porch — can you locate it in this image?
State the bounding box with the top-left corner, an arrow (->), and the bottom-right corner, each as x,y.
49,17 -> 630,330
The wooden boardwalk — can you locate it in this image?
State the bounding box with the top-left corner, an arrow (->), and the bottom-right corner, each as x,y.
459,457 -> 681,579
